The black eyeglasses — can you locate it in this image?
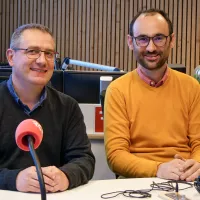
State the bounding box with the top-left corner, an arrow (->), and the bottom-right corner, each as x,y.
12,48 -> 58,60
133,34 -> 170,47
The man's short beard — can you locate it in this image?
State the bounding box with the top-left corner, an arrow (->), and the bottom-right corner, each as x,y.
133,44 -> 171,71
137,56 -> 168,71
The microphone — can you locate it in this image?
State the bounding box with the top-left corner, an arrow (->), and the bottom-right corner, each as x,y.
15,119 -> 46,200
16,119 -> 43,151
61,57 -> 121,71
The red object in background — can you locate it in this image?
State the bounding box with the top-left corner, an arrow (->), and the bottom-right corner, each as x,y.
95,106 -> 103,132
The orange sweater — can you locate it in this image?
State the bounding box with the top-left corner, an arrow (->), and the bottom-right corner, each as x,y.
104,68 -> 200,178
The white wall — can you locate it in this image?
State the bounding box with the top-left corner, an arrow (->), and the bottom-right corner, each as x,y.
80,104 -> 115,180
91,139 -> 115,180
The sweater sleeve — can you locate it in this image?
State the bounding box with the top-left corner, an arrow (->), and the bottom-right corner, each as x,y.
59,100 -> 95,189
104,86 -> 161,178
0,83 -> 23,191
188,81 -> 200,162
0,169 -> 22,190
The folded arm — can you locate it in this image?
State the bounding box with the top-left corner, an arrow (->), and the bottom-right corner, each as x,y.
104,87 -> 161,177
175,82 -> 200,181
59,101 -> 95,189
0,168 -> 22,190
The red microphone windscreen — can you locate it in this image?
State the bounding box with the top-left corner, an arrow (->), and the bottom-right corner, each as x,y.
15,119 -> 43,151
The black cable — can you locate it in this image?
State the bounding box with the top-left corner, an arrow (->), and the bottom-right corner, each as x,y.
150,181 -> 174,192
28,136 -> 46,200
166,180 -> 193,191
123,190 -> 151,198
101,191 -> 124,199
101,180 -> 193,199
101,190 -> 151,199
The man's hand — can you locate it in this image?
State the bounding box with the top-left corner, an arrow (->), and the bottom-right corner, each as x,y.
42,166 -> 69,192
16,166 -> 55,192
174,154 -> 200,181
179,160 -> 200,181
16,166 -> 69,193
156,159 -> 185,180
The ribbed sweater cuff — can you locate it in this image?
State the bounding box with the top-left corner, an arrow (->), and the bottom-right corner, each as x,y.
4,169 -> 22,191
59,164 -> 87,190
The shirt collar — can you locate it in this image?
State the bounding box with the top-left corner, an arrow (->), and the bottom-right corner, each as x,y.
136,66 -> 169,87
7,75 -> 47,115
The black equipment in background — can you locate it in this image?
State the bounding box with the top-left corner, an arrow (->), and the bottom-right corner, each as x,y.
63,71 -> 125,103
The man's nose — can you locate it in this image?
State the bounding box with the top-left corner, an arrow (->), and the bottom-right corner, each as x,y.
36,52 -> 47,64
146,39 -> 157,52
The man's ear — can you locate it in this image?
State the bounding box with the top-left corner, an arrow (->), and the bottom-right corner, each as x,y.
6,48 -> 15,67
127,35 -> 134,50
169,33 -> 175,48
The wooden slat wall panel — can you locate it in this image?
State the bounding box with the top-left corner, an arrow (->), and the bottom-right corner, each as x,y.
81,0 -> 86,66
60,0 -> 66,61
85,0 -> 91,64
132,0 -> 138,70
94,0 -> 99,67
177,0 -> 182,65
172,0 -> 178,64
0,0 -> 200,75
190,1 -> 197,74
73,0 -> 78,69
186,0 -> 192,74
77,0 -> 82,70
69,0 -> 74,65
167,0 -> 173,64
182,0 -> 187,70
56,0 -> 61,62
119,0 -> 125,70
106,0 -> 111,67
98,0 -> 103,66
1,0 -> 6,61
127,0 -> 134,71
0,1 -> 2,54
123,0 -> 129,72
196,0 -> 200,67
89,0 -> 94,70
110,0 -> 116,67
5,0 -> 10,51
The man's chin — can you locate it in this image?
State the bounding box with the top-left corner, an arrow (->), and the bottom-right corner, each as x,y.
141,60 -> 165,71
142,64 -> 161,71
30,78 -> 49,86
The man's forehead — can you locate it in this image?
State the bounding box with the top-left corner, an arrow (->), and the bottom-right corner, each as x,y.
20,29 -> 55,48
133,13 -> 169,36
21,29 -> 52,37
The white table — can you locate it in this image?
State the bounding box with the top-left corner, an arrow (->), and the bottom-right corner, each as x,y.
0,178 -> 199,200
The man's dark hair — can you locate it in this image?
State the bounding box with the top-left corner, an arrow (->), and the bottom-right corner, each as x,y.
129,9 -> 173,36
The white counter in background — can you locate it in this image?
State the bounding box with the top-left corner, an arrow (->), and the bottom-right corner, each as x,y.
79,104 -> 104,139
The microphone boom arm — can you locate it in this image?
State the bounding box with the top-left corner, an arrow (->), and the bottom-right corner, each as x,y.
61,57 -> 121,72
28,136 -> 46,200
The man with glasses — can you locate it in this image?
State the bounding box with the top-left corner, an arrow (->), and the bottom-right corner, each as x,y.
104,9 -> 200,181
0,24 -> 95,192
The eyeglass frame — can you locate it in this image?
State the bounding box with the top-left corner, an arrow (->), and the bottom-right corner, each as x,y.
132,34 -> 171,47
12,48 -> 59,60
